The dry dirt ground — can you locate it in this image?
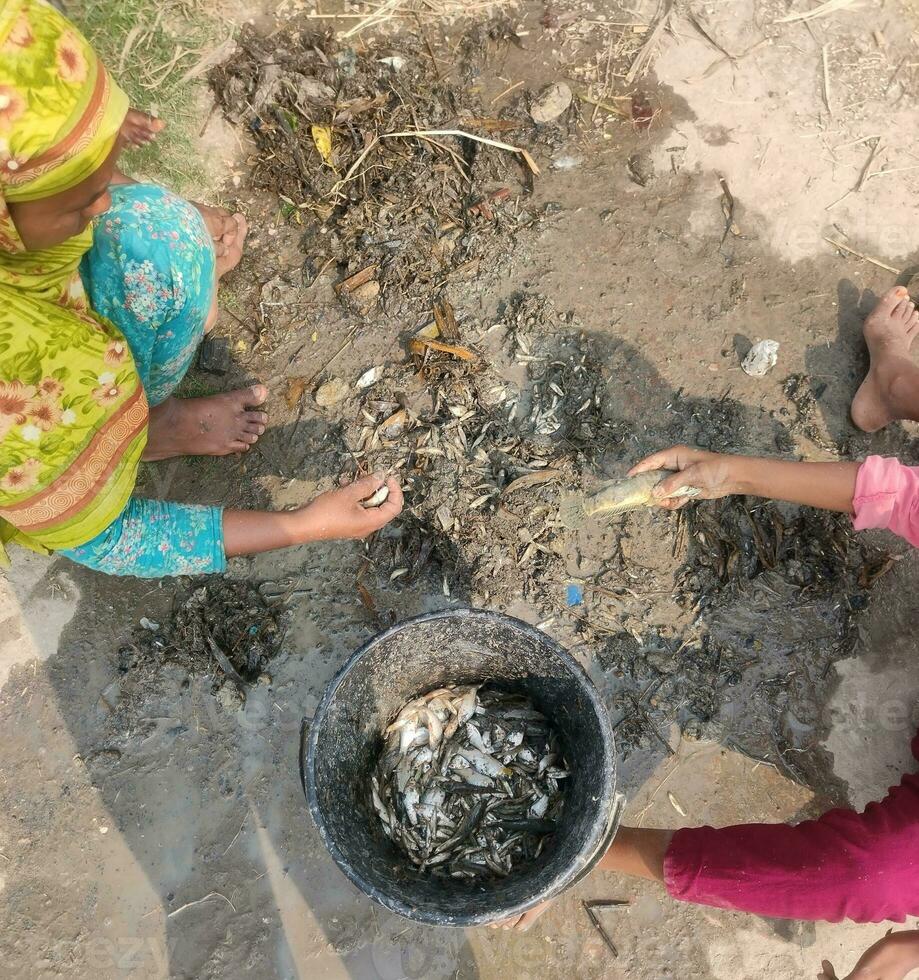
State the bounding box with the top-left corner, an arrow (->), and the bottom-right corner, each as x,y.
2,0 -> 919,977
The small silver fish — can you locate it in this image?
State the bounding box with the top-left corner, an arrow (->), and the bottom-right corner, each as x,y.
398,722 -> 427,755
360,485 -> 390,509
452,765 -> 494,788
403,786 -> 420,826
466,722 -> 488,753
529,794 -> 549,819
504,730 -> 524,750
421,787 -> 445,808
453,748 -> 510,778
372,684 -> 567,880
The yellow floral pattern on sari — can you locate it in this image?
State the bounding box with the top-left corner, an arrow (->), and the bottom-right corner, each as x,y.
0,0 -> 147,558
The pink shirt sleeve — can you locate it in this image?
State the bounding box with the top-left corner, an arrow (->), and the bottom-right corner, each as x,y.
852,455 -> 919,547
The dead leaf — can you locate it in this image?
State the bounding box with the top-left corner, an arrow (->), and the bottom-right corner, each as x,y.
408,338 -> 477,361
335,264 -> 377,294
446,258 -> 481,282
380,408 -> 408,440
311,124 -> 334,166
858,555 -> 896,589
503,469 -> 563,496
433,301 -> 460,340
357,581 -> 377,615
285,377 -> 307,409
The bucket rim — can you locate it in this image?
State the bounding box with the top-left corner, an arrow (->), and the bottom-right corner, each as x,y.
303,606 -> 618,927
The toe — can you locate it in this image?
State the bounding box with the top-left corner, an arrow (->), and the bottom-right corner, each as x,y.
894,298 -> 914,321
247,384 -> 268,406
245,410 -> 269,426
874,285 -> 910,318
240,431 -> 259,445
245,421 -> 266,436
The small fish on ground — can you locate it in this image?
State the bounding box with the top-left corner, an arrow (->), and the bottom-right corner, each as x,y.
371,684 -> 568,879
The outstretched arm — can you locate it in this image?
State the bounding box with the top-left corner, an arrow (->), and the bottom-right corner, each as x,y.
629,446 -> 859,513
819,930 -> 919,980
59,476 -> 403,578
223,476 -> 403,557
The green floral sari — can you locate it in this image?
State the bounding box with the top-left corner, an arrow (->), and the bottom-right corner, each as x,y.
0,0 -> 147,559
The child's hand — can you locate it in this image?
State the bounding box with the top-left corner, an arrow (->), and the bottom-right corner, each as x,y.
629,445 -> 740,510
298,475 -> 403,541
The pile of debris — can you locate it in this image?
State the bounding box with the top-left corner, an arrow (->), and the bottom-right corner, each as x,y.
211,23 -> 552,315
330,294 -> 621,604
124,579 -> 286,697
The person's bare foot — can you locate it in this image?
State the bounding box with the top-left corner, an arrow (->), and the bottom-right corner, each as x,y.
143,384 -> 268,460
194,202 -> 246,259
203,213 -> 247,334
215,213 -> 247,279
851,286 -> 919,432
489,899 -> 552,932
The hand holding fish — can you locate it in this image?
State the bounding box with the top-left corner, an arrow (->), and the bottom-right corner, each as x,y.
298,475 -> 403,540
630,447 -> 861,515
629,446 -> 739,510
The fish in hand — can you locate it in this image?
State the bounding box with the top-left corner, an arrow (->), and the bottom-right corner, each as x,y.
558,468 -> 702,528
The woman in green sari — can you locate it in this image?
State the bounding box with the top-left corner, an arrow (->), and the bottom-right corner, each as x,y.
0,0 -> 401,577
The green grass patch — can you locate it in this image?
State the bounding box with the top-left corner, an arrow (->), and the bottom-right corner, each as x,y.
70,0 -> 226,196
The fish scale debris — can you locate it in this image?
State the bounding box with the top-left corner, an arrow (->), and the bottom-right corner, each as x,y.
372,685 -> 568,879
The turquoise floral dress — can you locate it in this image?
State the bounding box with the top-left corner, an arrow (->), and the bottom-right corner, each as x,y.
59,183 -> 226,578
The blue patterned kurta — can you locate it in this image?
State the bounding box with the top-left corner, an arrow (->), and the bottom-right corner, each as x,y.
59,183 -> 226,578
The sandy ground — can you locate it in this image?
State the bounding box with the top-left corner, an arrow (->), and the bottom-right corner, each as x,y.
2,0 -> 919,977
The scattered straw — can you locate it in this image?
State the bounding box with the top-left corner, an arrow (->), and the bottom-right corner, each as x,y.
338,0 -> 514,38
382,128 -> 541,175
168,891 -> 237,918
776,0 -> 858,24
117,24 -> 143,74
824,238 -> 902,275
626,0 -> 674,84
867,164 -> 919,179
178,36 -> 236,84
854,137 -> 882,192
821,44 -> 832,114
490,80 -> 525,105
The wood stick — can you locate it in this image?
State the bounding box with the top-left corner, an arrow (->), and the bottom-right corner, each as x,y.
823,238 -> 902,275
626,0 -> 674,84
382,128 -> 540,175
854,138 -> 881,192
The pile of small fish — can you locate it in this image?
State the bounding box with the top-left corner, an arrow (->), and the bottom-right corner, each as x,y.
371,684 -> 568,879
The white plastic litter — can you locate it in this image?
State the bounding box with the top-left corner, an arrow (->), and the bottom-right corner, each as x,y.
741,339 -> 779,377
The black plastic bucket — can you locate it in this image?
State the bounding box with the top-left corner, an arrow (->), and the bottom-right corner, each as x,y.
302,608 -> 620,927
